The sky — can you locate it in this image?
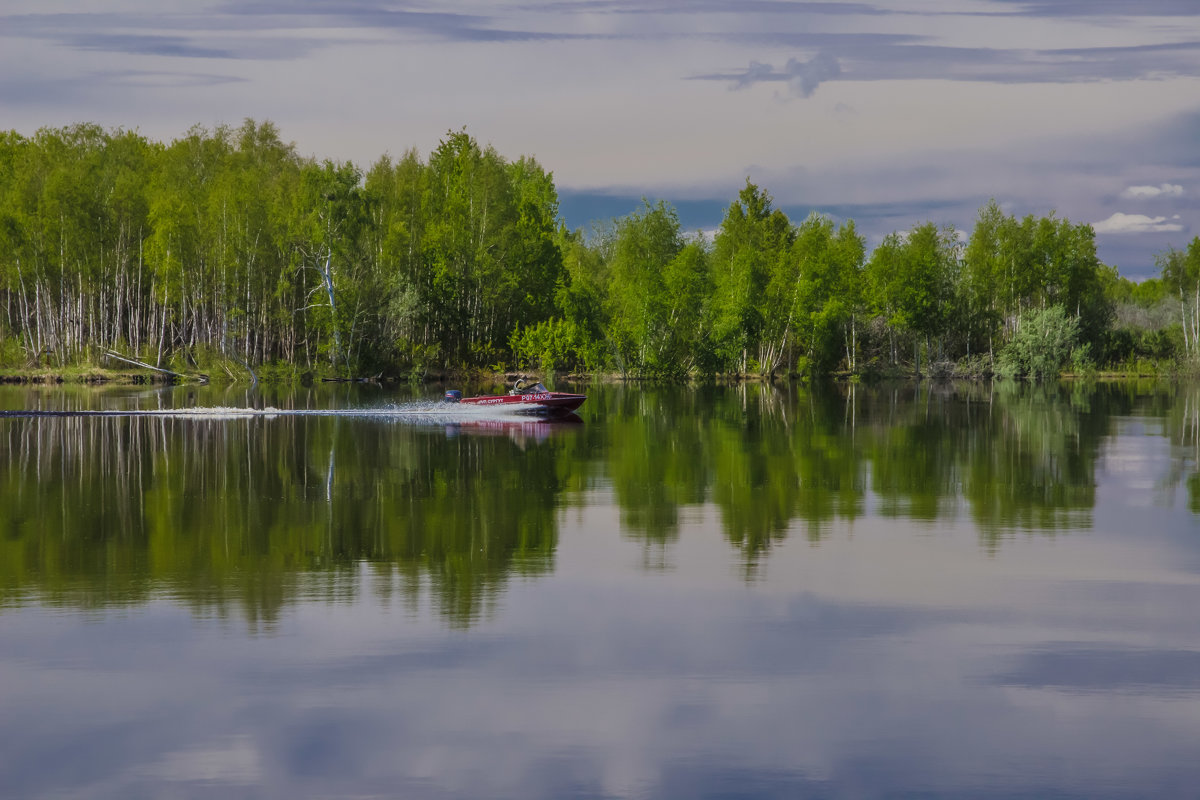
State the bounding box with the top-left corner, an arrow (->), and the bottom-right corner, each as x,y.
2,1 -> 1200,280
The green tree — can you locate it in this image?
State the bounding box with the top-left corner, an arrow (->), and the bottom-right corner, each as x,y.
962,199 -> 1007,359
420,130 -> 563,367
363,149 -> 429,369
604,200 -> 687,375
865,222 -> 958,370
1158,239 -> 1200,359
708,180 -> 794,374
786,214 -> 864,375
292,159 -> 371,371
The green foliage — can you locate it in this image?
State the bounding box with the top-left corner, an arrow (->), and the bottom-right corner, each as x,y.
510,318 -> 604,373
1070,342 -> 1095,376
997,305 -> 1080,379
863,222 -> 960,369
708,181 -> 794,374
0,122 -> 567,377
0,122 -> 1177,379
1099,324 -> 1180,369
780,213 -> 865,375
414,130 -> 565,368
0,336 -> 24,368
605,201 -> 686,373
961,201 -> 1111,360
1157,239 -> 1200,362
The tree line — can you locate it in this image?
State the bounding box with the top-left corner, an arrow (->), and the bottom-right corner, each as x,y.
1,121 -> 1197,379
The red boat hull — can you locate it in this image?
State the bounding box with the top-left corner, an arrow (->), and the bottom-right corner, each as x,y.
459,391 -> 586,416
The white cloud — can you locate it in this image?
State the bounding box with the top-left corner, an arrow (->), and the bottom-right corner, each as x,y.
1121,183 -> 1184,199
1092,212 -> 1185,234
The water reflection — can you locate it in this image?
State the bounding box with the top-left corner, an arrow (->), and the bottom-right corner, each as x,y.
3,382 -> 1200,799
1165,387 -> 1200,514
0,382 -> 1197,624
0,411 -> 573,627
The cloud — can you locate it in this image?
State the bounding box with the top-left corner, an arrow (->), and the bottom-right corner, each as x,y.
64,33 -> 236,60
1092,213 -> 1185,234
733,60 -> 776,89
691,37 -> 1200,92
0,70 -> 244,107
535,0 -> 1200,20
784,52 -> 841,97
8,3 -> 1200,86
0,5 -> 589,61
706,52 -> 843,97
1121,183 -> 1185,199
985,0 -> 1200,17
528,1 -> 891,15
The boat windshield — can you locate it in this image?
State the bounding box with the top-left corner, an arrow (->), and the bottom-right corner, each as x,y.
510,380 -> 549,395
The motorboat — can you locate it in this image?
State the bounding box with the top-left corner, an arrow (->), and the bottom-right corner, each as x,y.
443,379 -> 586,416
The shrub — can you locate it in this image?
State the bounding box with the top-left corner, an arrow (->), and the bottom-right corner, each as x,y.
0,337 -> 25,368
997,305 -> 1080,379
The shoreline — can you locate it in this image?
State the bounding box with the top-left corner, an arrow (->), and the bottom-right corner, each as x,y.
0,365 -> 1183,386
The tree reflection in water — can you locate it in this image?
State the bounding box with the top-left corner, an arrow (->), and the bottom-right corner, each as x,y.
0,413 -> 566,628
0,381 -> 1196,625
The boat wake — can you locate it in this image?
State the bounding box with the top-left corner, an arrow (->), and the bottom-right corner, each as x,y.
0,401 -> 567,424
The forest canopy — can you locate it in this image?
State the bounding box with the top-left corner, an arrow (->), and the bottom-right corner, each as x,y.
0,121 -> 1196,380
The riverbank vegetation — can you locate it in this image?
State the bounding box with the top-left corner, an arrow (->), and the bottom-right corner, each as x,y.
1,121 -> 1197,382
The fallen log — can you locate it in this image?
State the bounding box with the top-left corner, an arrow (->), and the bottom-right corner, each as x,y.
102,351 -> 208,383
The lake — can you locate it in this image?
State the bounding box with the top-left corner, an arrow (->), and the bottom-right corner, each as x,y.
1,380 -> 1198,799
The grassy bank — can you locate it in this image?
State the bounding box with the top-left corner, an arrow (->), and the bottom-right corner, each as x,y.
1,343 -> 1196,387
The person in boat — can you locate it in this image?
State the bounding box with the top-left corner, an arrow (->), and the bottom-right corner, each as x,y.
509,379 -> 547,395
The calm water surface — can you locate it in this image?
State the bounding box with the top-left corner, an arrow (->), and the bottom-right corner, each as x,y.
1,381 -> 1198,799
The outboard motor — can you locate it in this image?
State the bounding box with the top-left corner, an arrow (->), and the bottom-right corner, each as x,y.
444,389 -> 462,403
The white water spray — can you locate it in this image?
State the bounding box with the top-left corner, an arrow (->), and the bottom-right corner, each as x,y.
0,400 -> 559,423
